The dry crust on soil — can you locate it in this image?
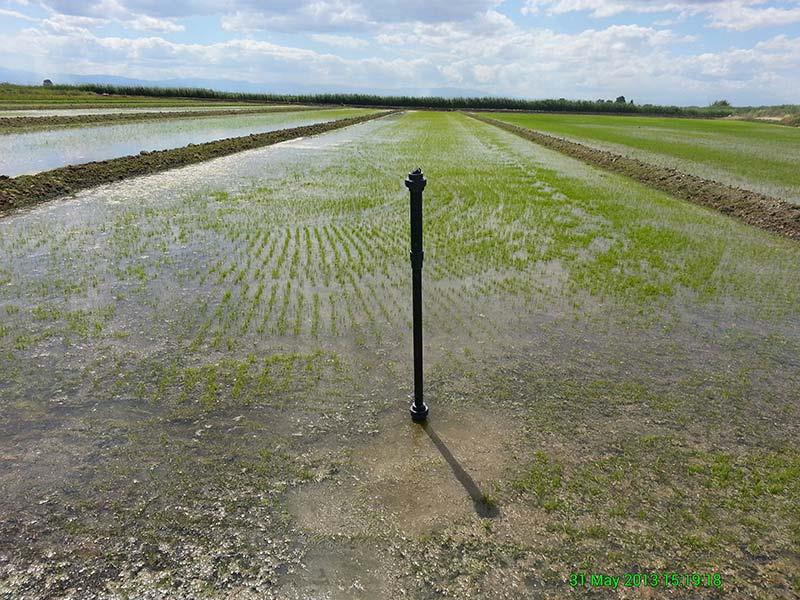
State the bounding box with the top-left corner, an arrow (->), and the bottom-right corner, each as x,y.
0,111 -> 393,215
0,105 -> 321,132
471,113 -> 800,242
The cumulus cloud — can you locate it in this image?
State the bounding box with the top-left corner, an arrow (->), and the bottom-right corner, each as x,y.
0,8 -> 38,20
2,0 -> 799,104
40,0 -> 503,33
40,14 -> 109,34
0,26 -> 435,88
220,3 -> 372,34
521,0 -> 800,31
37,0 -> 186,32
311,34 -> 369,48
35,0 -> 800,35
708,2 -> 800,30
127,14 -> 185,33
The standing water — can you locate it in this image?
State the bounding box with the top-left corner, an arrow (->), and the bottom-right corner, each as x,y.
0,108 -> 374,177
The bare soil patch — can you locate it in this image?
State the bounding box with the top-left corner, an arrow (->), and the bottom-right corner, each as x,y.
281,407 -> 526,596
288,407 -> 521,537
471,113 -> 800,241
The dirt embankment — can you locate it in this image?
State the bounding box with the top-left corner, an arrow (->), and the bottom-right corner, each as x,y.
471,114 -> 800,242
0,106 -> 323,132
725,115 -> 800,128
0,111 -> 393,215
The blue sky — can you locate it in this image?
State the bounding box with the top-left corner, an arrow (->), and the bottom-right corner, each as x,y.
1,0 -> 799,105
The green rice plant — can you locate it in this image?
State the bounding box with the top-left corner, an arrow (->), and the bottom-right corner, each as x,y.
273,229 -> 292,279
312,227 -> 330,285
329,293 -> 339,336
311,293 -> 321,338
293,290 -> 305,337
485,111 -> 800,202
289,233 -> 301,281
276,280 -> 292,335
2,109 -> 800,599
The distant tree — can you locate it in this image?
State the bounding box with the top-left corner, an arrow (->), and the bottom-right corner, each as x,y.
615,95 -> 626,103
711,99 -> 730,107
64,83 -> 733,117
42,79 -> 53,87
629,99 -> 635,105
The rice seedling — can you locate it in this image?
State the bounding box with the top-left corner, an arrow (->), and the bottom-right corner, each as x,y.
1,109 -> 799,600
485,111 -> 800,203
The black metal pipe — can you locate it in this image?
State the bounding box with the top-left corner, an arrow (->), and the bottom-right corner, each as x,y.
405,168 -> 428,422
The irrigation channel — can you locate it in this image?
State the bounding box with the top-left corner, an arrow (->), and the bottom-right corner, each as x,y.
0,108 -> 372,176
1,111 -> 798,598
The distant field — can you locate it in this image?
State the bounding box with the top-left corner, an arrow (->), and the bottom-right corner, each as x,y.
0,108 -> 374,176
734,104 -> 800,126
0,84 -> 269,109
485,112 -> 800,203
0,106 -> 267,118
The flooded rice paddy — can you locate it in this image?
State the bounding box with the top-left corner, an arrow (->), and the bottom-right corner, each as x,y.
1,111 -> 799,598
487,112 -> 800,204
0,108 -> 370,177
0,106 -> 268,118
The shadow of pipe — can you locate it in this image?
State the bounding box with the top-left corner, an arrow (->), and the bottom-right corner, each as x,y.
421,421 -> 499,519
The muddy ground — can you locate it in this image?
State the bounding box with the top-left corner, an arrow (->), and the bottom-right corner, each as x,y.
0,111 -> 390,214
470,114 -> 800,241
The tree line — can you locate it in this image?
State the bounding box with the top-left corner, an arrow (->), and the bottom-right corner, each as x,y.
62,83 -> 735,117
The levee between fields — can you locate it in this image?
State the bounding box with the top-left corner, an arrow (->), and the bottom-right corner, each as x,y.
470,113 -> 800,242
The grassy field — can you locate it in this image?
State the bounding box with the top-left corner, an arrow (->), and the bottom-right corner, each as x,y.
484,112 -> 800,203
0,84 -> 261,109
1,111 -> 798,598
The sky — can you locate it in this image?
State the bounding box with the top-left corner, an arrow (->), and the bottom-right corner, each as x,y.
1,0 -> 799,105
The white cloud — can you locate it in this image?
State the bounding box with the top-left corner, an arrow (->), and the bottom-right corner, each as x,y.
522,0 -> 688,18
2,1 -> 799,104
128,14 -> 185,33
41,0 -> 503,32
38,0 -> 186,33
41,14 -> 109,34
708,3 -> 800,30
0,8 -> 38,20
0,26 -> 435,88
521,0 -> 800,31
311,34 -> 369,48
220,3 -> 371,34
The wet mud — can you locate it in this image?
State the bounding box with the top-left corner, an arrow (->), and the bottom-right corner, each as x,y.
471,113 -> 800,241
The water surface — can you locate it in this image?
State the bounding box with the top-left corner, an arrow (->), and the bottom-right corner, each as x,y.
0,108 -> 371,176
0,105 -> 285,117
